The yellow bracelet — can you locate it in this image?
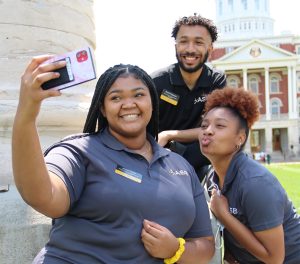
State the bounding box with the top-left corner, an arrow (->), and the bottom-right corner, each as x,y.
164,237 -> 186,264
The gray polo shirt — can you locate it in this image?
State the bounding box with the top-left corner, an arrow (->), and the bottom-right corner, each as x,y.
208,152 -> 300,264
33,128 -> 212,264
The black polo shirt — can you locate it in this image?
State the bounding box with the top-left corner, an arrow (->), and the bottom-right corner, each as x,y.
151,63 -> 226,132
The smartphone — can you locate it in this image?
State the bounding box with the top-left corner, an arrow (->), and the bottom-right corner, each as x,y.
41,47 -> 96,90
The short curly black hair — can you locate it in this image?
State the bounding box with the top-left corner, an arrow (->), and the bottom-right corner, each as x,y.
171,14 -> 218,43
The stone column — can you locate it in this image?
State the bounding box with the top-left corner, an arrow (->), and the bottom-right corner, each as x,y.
265,126 -> 273,153
288,66 -> 293,119
292,66 -> 298,118
264,67 -> 270,120
0,2 -> 96,261
0,0 -> 96,185
243,68 -> 248,90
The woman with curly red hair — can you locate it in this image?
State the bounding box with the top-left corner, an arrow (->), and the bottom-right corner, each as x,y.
199,87 -> 300,264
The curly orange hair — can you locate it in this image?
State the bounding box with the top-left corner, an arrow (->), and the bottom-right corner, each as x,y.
204,87 -> 260,128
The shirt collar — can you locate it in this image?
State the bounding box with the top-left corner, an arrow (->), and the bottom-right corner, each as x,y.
99,128 -> 170,160
169,63 -> 210,89
222,151 -> 247,193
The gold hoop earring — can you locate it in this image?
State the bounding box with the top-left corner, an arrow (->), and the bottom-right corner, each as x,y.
236,143 -> 241,151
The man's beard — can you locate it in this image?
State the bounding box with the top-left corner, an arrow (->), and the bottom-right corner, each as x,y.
176,51 -> 209,73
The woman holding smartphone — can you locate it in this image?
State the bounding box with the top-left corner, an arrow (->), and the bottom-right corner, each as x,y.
12,56 -> 214,263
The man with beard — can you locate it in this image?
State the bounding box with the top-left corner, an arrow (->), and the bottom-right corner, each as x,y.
151,14 -> 226,182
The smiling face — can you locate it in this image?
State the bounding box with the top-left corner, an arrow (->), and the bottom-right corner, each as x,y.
175,25 -> 213,73
101,75 -> 152,141
199,107 -> 246,160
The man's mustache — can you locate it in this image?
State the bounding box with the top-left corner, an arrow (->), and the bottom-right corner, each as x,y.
180,52 -> 200,57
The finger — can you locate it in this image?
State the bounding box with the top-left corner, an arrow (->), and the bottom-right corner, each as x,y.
141,228 -> 149,240
32,72 -> 62,99
144,219 -> 165,231
143,220 -> 164,238
36,59 -> 67,75
211,188 -> 218,196
34,71 -> 60,88
141,228 -> 157,245
32,59 -> 67,83
44,89 -> 62,98
25,55 -> 55,74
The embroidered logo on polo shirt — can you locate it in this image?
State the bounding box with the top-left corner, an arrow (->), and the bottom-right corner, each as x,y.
194,96 -> 206,104
229,207 -> 238,215
115,165 -> 143,183
160,89 -> 180,106
169,169 -> 188,176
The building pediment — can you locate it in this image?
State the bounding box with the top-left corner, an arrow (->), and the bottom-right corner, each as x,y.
213,39 -> 297,63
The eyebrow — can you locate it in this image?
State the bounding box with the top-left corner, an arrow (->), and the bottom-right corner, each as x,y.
178,36 -> 206,40
107,87 -> 146,95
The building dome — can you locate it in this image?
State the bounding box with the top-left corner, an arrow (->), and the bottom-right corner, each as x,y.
215,0 -> 274,39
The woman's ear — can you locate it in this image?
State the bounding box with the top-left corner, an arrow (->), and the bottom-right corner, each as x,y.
239,131 -> 247,146
100,105 -> 106,117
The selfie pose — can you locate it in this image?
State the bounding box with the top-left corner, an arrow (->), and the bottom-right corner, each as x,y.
199,87 -> 300,264
12,56 -> 214,263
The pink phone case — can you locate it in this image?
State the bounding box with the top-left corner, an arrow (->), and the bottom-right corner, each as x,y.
42,47 -> 96,90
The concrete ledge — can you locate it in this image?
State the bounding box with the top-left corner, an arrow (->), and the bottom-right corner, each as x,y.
0,185 -> 51,264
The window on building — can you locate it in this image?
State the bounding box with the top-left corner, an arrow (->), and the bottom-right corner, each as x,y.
270,98 -> 282,118
250,130 -> 260,150
229,79 -> 238,88
264,0 -> 267,11
241,0 -> 247,10
219,0 -> 223,15
249,77 -> 259,94
270,75 -> 280,93
228,0 -> 233,11
296,46 -> 300,55
228,75 -> 239,88
297,72 -> 300,93
255,0 -> 259,10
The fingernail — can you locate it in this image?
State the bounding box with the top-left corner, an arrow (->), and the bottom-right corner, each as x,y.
58,60 -> 66,66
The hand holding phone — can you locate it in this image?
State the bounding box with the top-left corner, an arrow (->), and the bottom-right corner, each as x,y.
42,57 -> 74,90
41,47 -> 96,90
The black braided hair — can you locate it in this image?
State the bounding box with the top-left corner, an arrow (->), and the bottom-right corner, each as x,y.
83,64 -> 159,140
171,14 -> 218,43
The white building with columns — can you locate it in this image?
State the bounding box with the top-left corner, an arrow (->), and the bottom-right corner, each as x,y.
210,0 -> 300,160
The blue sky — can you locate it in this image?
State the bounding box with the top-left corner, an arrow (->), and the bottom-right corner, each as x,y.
94,0 -> 300,74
